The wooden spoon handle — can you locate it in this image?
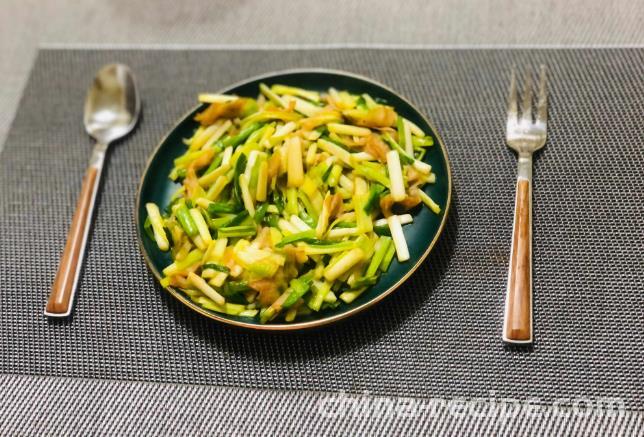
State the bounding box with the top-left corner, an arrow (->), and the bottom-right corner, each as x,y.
503,178 -> 533,344
45,150 -> 104,317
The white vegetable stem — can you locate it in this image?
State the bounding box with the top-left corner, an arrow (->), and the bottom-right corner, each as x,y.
145,203 -> 169,251
387,215 -> 410,262
327,227 -> 359,238
197,161 -> 230,187
212,238 -> 228,260
338,175 -> 354,192
221,146 -> 233,167
189,208 -> 213,244
278,218 -> 299,235
272,84 -> 320,102
188,272 -> 225,306
405,118 -> 426,137
208,272 -> 228,288
327,123 -> 371,137
290,215 -> 311,231
386,150 -> 406,201
324,248 -> 364,281
191,235 -> 206,251
351,152 -> 377,161
412,160 -> 432,174
238,174 -> 255,216
315,193 -> 331,238
190,124 -> 218,151
327,214 -> 413,239
272,121 -> 296,138
282,95 -> 323,117
198,93 -> 238,104
375,214 -> 412,227
244,150 -> 259,180
317,138 -> 351,165
204,120 -> 232,149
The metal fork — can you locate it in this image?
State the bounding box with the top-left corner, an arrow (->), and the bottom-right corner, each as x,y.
502,65 -> 548,345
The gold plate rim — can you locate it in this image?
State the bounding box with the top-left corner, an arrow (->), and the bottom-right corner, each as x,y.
134,68 -> 453,331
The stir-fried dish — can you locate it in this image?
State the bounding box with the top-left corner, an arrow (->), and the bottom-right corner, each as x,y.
144,84 -> 441,323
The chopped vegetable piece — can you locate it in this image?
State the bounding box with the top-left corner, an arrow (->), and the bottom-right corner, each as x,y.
223,123 -> 263,148
223,280 -> 252,296
327,123 -> 371,137
202,263 -> 230,273
206,202 -> 240,214
162,249 -> 203,277
282,95 -> 323,117
324,248 -> 364,281
386,150 -> 406,202
256,160 -> 268,201
189,208 -> 212,244
271,84 -> 320,102
366,236 -> 392,277
175,203 -> 199,237
218,225 -> 257,238
188,272 -> 225,306
286,136 -> 304,187
308,281 -> 331,311
198,94 -> 238,104
339,287 -> 367,304
387,215 -> 410,262
344,105 -> 396,128
402,118 -> 414,155
259,83 -> 285,107
383,133 -> 414,165
283,274 -> 314,308
253,203 -> 268,224
290,215 -> 311,231
302,241 -> 355,255
380,241 -> 397,272
276,230 -> 316,248
194,99 -> 248,126
417,189 -> 442,214
317,138 -> 351,165
364,183 -> 386,214
238,174 -> 255,216
145,203 -> 169,251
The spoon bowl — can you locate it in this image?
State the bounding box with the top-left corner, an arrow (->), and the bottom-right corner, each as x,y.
84,64 -> 140,145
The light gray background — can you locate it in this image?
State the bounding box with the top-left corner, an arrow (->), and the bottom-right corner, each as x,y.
1,0 -> 643,152
1,1 -> 643,435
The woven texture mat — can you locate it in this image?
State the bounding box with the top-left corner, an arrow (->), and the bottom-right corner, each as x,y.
0,49 -> 642,409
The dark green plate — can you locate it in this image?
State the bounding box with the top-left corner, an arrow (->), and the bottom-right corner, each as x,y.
135,69 -> 452,330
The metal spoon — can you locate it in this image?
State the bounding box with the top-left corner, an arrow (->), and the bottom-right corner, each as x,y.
45,64 -> 140,318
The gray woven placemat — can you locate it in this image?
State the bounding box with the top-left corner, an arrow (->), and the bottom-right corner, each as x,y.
1,374 -> 642,436
0,49 -> 642,411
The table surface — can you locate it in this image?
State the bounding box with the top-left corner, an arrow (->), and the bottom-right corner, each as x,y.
1,2 -> 643,436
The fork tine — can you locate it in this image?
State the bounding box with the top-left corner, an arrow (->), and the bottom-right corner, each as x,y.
507,67 -> 518,121
536,64 -> 548,123
521,69 -> 533,122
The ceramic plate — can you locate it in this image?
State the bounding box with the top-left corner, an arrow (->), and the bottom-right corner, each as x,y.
136,69 -> 451,330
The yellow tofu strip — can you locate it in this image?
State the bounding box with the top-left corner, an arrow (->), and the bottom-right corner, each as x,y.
286,136 -> 304,187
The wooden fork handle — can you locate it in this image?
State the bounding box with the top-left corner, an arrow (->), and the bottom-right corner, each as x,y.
45,146 -> 105,317
503,177 -> 533,344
